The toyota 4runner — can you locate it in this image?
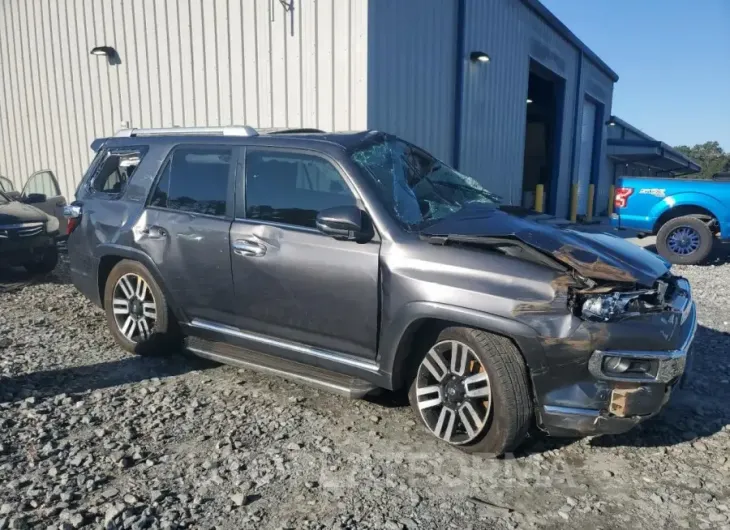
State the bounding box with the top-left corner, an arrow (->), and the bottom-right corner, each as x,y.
66,126 -> 696,455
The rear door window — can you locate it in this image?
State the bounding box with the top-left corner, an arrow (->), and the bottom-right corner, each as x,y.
149,146 -> 233,217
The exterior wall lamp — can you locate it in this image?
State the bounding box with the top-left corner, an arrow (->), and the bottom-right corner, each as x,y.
90,46 -> 121,65
469,51 -> 490,63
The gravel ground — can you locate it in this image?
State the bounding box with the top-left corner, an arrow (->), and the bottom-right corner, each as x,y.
1,254 -> 729,530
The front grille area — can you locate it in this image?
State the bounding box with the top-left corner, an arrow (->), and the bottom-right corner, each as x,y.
0,222 -> 45,239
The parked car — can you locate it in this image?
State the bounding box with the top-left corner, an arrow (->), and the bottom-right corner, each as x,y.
611,173 -> 730,264
0,171 -> 67,235
0,189 -> 60,273
66,127 -> 696,455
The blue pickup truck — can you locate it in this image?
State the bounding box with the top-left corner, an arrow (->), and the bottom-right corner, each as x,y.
611,173 -> 730,265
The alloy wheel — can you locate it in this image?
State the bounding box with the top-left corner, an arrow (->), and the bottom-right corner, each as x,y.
415,340 -> 492,445
112,273 -> 157,342
667,226 -> 701,256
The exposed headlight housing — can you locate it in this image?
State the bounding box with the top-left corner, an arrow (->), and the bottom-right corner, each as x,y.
575,280 -> 672,322
580,293 -> 634,322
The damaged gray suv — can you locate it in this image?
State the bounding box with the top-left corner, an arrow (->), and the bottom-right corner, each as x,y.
67,127 -> 696,456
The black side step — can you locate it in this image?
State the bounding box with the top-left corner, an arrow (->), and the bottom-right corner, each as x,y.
185,336 -> 377,399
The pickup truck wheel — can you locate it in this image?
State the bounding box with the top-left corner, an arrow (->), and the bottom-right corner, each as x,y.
23,246 -> 58,275
656,216 -> 713,265
408,327 -> 531,456
103,260 -> 181,356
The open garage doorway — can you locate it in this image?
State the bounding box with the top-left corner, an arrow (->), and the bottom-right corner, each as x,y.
521,61 -> 565,214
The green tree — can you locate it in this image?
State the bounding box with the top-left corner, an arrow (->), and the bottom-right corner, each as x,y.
674,141 -> 730,179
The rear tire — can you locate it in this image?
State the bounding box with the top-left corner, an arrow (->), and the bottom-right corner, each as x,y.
656,216 -> 713,265
103,260 -> 181,356
407,327 -> 532,456
23,245 -> 58,275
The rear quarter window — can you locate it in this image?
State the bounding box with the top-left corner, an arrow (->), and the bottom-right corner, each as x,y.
85,147 -> 148,197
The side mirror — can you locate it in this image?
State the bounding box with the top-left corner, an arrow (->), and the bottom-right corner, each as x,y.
24,193 -> 47,204
316,205 -> 371,241
23,193 -> 48,204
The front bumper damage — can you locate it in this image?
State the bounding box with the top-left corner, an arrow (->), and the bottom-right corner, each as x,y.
537,279 -> 697,437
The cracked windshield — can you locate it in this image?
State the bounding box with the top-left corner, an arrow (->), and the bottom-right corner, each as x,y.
351,135 -> 501,229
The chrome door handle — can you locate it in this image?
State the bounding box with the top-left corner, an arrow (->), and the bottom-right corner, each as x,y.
233,239 -> 267,257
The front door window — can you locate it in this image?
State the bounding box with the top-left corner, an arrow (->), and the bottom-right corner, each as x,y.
244,150 -> 356,228
23,170 -> 60,198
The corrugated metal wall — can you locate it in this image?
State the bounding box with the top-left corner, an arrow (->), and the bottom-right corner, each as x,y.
366,0 -> 457,164
0,0 -> 369,200
366,0 -> 616,218
459,0 -> 579,211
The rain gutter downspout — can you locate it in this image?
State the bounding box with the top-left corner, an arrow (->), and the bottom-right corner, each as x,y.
451,0 -> 467,170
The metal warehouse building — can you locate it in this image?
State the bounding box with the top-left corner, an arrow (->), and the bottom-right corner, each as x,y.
0,0 -> 620,218
607,116 -> 701,178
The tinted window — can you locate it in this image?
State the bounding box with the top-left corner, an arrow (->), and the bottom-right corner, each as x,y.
24,171 -> 60,197
91,150 -> 145,194
150,161 -> 171,208
245,150 -> 355,228
150,147 -> 232,217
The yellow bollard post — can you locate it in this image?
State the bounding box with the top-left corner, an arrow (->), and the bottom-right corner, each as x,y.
570,183 -> 578,222
534,184 -> 544,213
586,183 -> 595,222
608,185 -> 615,216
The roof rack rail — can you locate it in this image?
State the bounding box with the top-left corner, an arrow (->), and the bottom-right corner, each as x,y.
261,128 -> 326,135
114,126 -> 258,137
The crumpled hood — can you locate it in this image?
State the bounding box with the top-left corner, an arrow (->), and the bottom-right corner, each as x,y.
422,205 -> 670,287
0,200 -> 49,225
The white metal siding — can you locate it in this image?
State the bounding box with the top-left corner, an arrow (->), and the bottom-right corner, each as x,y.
0,0 -> 368,200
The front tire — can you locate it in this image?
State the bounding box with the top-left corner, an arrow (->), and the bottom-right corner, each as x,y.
656,216 -> 713,265
103,260 -> 180,355
408,327 -> 532,456
23,245 -> 58,275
